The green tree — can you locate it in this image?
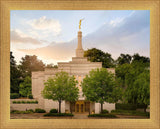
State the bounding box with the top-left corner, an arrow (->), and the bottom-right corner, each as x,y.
82,68 -> 121,113
133,70 -> 150,112
115,63 -> 131,88
116,54 -> 132,65
132,53 -> 150,64
84,48 -> 115,68
19,55 -> 45,78
42,71 -> 79,113
10,52 -> 22,93
124,61 -> 150,106
45,63 -> 58,68
19,76 -> 31,97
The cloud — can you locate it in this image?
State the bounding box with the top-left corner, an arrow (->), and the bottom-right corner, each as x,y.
17,11 -> 150,64
11,29 -> 42,44
18,40 -> 76,62
109,17 -> 124,27
27,16 -> 61,36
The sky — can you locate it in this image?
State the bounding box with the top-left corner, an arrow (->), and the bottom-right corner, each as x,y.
10,10 -> 150,65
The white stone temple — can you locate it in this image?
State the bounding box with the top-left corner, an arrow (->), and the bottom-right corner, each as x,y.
31,30 -> 115,113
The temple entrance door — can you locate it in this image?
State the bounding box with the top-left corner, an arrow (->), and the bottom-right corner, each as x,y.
75,101 -> 85,113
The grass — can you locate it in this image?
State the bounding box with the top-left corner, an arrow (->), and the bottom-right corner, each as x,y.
111,110 -> 150,117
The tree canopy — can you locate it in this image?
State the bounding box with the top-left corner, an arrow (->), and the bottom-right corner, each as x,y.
82,68 -> 121,113
10,52 -> 22,93
132,53 -> 150,64
19,76 -> 31,97
84,48 -> 115,68
19,55 -> 45,77
42,71 -> 79,113
116,54 -> 132,65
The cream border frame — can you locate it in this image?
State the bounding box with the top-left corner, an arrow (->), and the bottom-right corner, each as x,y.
0,0 -> 159,128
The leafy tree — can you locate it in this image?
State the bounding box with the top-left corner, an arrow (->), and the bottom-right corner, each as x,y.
133,70 -> 150,112
116,54 -> 132,65
84,48 -> 115,68
19,55 -> 45,78
124,61 -> 150,107
82,68 -> 121,113
10,52 -> 22,93
19,76 -> 31,97
115,63 -> 131,88
42,71 -> 79,113
45,63 -> 58,68
132,53 -> 150,64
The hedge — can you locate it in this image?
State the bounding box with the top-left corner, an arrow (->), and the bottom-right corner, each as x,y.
28,94 -> 33,99
136,104 -> 147,109
35,108 -> 46,113
11,110 -> 34,114
44,113 -> 74,117
50,109 -> 58,113
111,109 -> 150,117
101,109 -> 109,114
12,100 -> 38,104
116,103 -> 137,110
10,93 -> 19,99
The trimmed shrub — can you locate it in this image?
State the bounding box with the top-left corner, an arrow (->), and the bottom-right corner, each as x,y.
116,103 -> 137,110
44,113 -> 73,117
101,109 -> 109,114
28,94 -> 33,99
35,100 -> 38,104
17,101 -> 21,104
11,110 -> 33,114
27,109 -> 34,113
10,93 -> 19,99
30,101 -> 35,104
22,100 -> 26,104
50,109 -> 58,113
12,101 -> 17,104
26,101 -> 31,104
12,100 -> 38,104
137,104 -> 146,109
35,108 -> 46,113
88,114 -> 117,118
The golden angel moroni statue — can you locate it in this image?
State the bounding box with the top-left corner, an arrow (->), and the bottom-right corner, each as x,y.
79,18 -> 84,30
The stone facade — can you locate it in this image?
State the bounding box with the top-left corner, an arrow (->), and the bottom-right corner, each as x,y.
31,30 -> 115,113
10,99 -> 39,111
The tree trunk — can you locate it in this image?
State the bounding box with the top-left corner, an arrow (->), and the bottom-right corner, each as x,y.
89,102 -> 90,115
144,105 -> 147,113
101,103 -> 103,114
59,101 -> 61,113
70,102 -> 72,114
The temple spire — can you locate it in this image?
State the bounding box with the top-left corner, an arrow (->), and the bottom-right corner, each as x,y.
76,31 -> 84,57
76,19 -> 84,57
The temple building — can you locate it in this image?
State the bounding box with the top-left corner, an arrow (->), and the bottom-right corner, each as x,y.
31,29 -> 115,113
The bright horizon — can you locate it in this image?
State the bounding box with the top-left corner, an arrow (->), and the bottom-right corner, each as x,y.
10,10 -> 150,65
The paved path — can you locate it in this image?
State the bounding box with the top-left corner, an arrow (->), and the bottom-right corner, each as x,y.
10,113 -> 149,119
73,113 -> 89,119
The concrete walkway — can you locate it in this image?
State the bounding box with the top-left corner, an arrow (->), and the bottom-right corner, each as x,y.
10,113 -> 149,119
73,113 -> 89,119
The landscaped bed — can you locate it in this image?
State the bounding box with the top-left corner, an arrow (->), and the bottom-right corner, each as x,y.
11,109 -> 34,114
111,110 -> 150,117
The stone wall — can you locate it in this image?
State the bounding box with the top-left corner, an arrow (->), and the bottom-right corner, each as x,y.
95,102 -> 115,113
10,99 -> 39,111
103,102 -> 115,113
